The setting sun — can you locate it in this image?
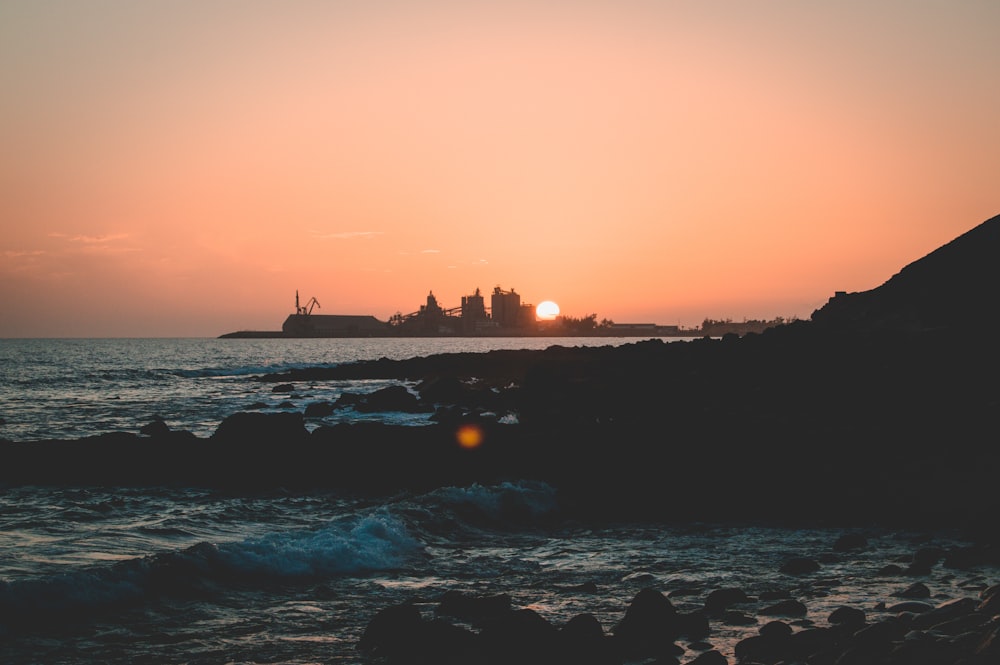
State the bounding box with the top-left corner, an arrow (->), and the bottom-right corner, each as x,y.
536,301 -> 560,320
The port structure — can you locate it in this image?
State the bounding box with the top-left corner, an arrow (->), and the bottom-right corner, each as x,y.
294,290 -> 321,315
386,286 -> 536,335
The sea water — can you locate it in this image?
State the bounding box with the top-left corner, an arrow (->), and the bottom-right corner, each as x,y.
0,338 -> 996,664
0,336 -> 692,442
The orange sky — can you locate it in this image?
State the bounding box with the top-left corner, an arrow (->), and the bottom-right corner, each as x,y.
2,1 -> 998,337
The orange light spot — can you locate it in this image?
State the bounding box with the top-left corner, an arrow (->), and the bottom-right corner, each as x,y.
456,424 -> 484,449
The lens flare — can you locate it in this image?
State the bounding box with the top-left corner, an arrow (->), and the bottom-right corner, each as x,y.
456,424 -> 484,449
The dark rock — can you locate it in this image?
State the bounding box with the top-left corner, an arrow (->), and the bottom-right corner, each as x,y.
704,587 -> 750,615
779,557 -> 820,575
888,630 -> 968,665
852,619 -> 906,647
271,383 -> 295,393
477,608 -> 558,664
734,632 -> 791,664
786,626 -> 836,662
357,603 -> 424,660
355,385 -> 429,413
980,587 -> 1000,614
828,605 -> 866,631
557,613 -> 618,665
759,589 -> 792,601
906,546 -> 947,575
832,533 -> 868,552
677,611 -> 710,639
686,649 -> 728,665
139,418 -> 170,437
759,599 -> 808,617
759,620 -> 793,639
886,601 -> 934,614
303,401 -> 335,418
613,588 -> 681,659
211,411 -> 308,445
722,610 -> 756,626
976,621 -> 1000,659
435,591 -> 511,622
910,597 -> 979,630
892,582 -> 930,598
877,564 -> 905,576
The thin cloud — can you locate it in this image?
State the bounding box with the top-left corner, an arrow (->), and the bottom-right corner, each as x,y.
421,249 -> 441,254
312,231 -> 384,240
4,249 -> 46,258
48,232 -> 131,244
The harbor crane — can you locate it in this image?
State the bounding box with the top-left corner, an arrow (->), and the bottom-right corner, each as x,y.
295,290 -> 321,315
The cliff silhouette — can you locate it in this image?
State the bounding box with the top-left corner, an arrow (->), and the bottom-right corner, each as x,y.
811,213 -> 1000,332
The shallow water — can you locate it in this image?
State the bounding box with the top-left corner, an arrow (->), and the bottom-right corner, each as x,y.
0,336 -> 693,441
1,338 -> 996,664
1,482 -> 995,664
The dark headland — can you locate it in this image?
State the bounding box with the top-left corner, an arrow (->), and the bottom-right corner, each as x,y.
4,214 -> 1000,665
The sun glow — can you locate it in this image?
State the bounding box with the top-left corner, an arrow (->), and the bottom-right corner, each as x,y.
536,301 -> 560,320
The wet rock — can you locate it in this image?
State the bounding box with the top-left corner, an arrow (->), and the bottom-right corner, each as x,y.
613,587 -> 682,659
478,608 -> 558,664
976,620 -> 1000,659
906,546 -> 947,575
779,557 -> 820,575
303,401 -> 335,417
759,599 -> 808,617
828,605 -> 866,631
722,610 -> 756,626
435,591 -> 511,622
759,589 -> 792,601
686,649 -> 728,665
139,418 -> 170,437
892,581 -> 931,598
910,597 -> 979,630
271,383 -> 294,393
704,587 -> 750,615
557,613 -> 618,665
980,586 -> 1000,614
888,628 -> 968,664
832,533 -> 868,552
677,611 -> 711,639
357,603 -> 425,661
211,411 -> 307,445
356,385 -> 430,413
886,600 -> 934,614
734,632 -> 791,664
786,626 -> 836,662
759,620 -> 793,639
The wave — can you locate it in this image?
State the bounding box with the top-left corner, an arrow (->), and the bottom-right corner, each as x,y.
169,362 -> 338,379
403,480 -> 562,535
0,510 -> 423,631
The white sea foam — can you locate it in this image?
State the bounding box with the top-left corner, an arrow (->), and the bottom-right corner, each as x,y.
217,510 -> 425,578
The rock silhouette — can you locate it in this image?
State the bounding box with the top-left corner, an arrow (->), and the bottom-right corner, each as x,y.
1,214 -> 998,536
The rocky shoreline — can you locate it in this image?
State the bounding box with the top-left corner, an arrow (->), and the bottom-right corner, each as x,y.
3,324 -> 998,533
357,539 -> 1000,665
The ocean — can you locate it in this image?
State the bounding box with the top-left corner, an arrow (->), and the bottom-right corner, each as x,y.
0,337 -> 995,664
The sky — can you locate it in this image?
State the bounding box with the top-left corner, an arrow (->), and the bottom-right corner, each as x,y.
1,0 -> 998,338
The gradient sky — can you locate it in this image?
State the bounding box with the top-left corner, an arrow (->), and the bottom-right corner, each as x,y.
2,0 -> 998,337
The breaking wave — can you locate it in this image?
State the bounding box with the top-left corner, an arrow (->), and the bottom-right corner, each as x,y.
0,510 -> 423,629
